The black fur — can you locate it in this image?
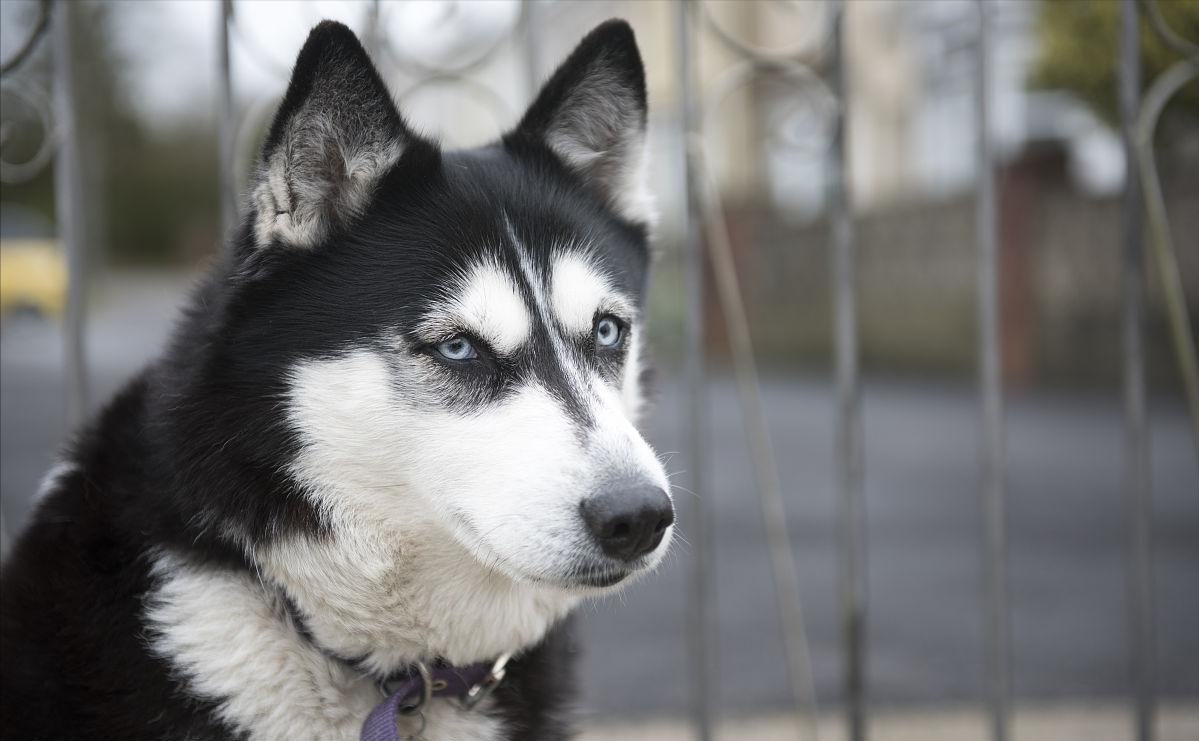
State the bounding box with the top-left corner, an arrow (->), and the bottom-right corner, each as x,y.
2,18 -> 652,741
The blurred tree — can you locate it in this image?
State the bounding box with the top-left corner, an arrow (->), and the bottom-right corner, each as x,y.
1030,0 -> 1199,128
1,0 -> 218,265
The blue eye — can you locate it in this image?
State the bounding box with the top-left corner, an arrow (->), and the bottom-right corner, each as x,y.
594,316 -> 623,348
436,336 -> 477,361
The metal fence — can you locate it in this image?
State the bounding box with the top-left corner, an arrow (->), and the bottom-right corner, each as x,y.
675,2 -> 1193,740
1,1 -> 1196,740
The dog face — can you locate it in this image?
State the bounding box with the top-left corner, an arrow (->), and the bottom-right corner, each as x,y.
220,21 -> 671,592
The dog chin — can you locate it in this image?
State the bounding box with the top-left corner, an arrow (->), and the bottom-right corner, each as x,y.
562,564 -> 634,590
447,514 -> 671,593
552,546 -> 671,593
491,557 -> 635,593
484,553 -> 652,594
547,530 -> 674,593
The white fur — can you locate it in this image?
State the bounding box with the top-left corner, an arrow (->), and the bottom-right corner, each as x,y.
546,130 -> 656,228
33,461 -> 76,502
551,253 -> 627,336
146,551 -> 503,741
620,329 -> 646,423
540,61 -> 657,229
612,138 -> 658,229
419,260 -> 531,355
275,327 -> 670,661
586,368 -> 664,486
279,350 -> 584,666
548,252 -> 643,421
252,121 -> 402,249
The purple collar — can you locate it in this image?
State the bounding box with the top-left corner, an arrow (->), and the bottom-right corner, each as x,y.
360,653 -> 511,741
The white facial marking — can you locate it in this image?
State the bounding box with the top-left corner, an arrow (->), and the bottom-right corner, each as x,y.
552,254 -> 617,336
621,329 -> 646,423
549,252 -> 641,420
587,372 -> 667,490
420,260 -> 531,355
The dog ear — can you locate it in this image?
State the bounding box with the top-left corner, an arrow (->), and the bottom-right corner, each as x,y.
510,20 -> 654,227
251,21 -> 407,250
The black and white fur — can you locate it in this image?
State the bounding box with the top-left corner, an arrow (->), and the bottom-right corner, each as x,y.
0,19 -> 669,741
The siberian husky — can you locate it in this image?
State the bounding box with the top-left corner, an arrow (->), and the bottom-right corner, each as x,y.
1,19 -> 672,741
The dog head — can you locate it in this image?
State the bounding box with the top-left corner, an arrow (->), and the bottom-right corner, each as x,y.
209,20 -> 671,593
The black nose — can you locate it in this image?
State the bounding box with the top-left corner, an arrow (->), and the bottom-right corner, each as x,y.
581,485 -> 674,562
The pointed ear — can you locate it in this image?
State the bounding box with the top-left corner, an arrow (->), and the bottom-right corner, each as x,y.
251,21 -> 407,249
510,20 -> 654,227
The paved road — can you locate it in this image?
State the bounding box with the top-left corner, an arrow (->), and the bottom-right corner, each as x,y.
2,272 -> 1197,720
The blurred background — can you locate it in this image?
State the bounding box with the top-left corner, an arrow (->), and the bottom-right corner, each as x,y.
1,1 -> 1196,740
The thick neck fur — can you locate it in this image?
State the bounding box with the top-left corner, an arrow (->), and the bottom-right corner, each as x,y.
256,507 -> 579,675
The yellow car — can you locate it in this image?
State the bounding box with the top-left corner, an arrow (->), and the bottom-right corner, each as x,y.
0,205 -> 65,318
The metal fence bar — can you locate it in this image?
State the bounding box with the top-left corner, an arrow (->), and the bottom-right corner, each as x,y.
53,0 -> 88,428
520,0 -> 542,102
366,0 -> 381,60
1119,2 -> 1155,739
217,0 -> 235,242
677,3 -> 713,740
974,3 -> 1009,740
829,2 -> 865,740
1134,18 -> 1199,462
691,140 -> 821,741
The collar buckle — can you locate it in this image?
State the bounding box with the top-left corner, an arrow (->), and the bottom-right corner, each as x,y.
461,652 -> 512,709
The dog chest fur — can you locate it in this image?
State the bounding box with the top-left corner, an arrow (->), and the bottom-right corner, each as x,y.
146,552 -> 508,741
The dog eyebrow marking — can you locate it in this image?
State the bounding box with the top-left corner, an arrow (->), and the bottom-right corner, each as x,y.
418,260 -> 531,355
550,253 -> 634,336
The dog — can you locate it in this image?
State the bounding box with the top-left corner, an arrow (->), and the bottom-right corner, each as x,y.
1,19 -> 671,740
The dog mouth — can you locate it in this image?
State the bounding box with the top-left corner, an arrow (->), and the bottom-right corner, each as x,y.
444,507 -> 661,590
564,567 -> 633,589
482,559 -> 635,591
557,552 -> 664,589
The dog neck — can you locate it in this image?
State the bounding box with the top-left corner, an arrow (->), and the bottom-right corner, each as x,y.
252,507 -> 579,676
145,546 -> 513,741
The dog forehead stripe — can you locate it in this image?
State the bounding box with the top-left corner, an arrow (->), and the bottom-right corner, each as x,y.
503,216 -> 598,424
427,261 -> 531,354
